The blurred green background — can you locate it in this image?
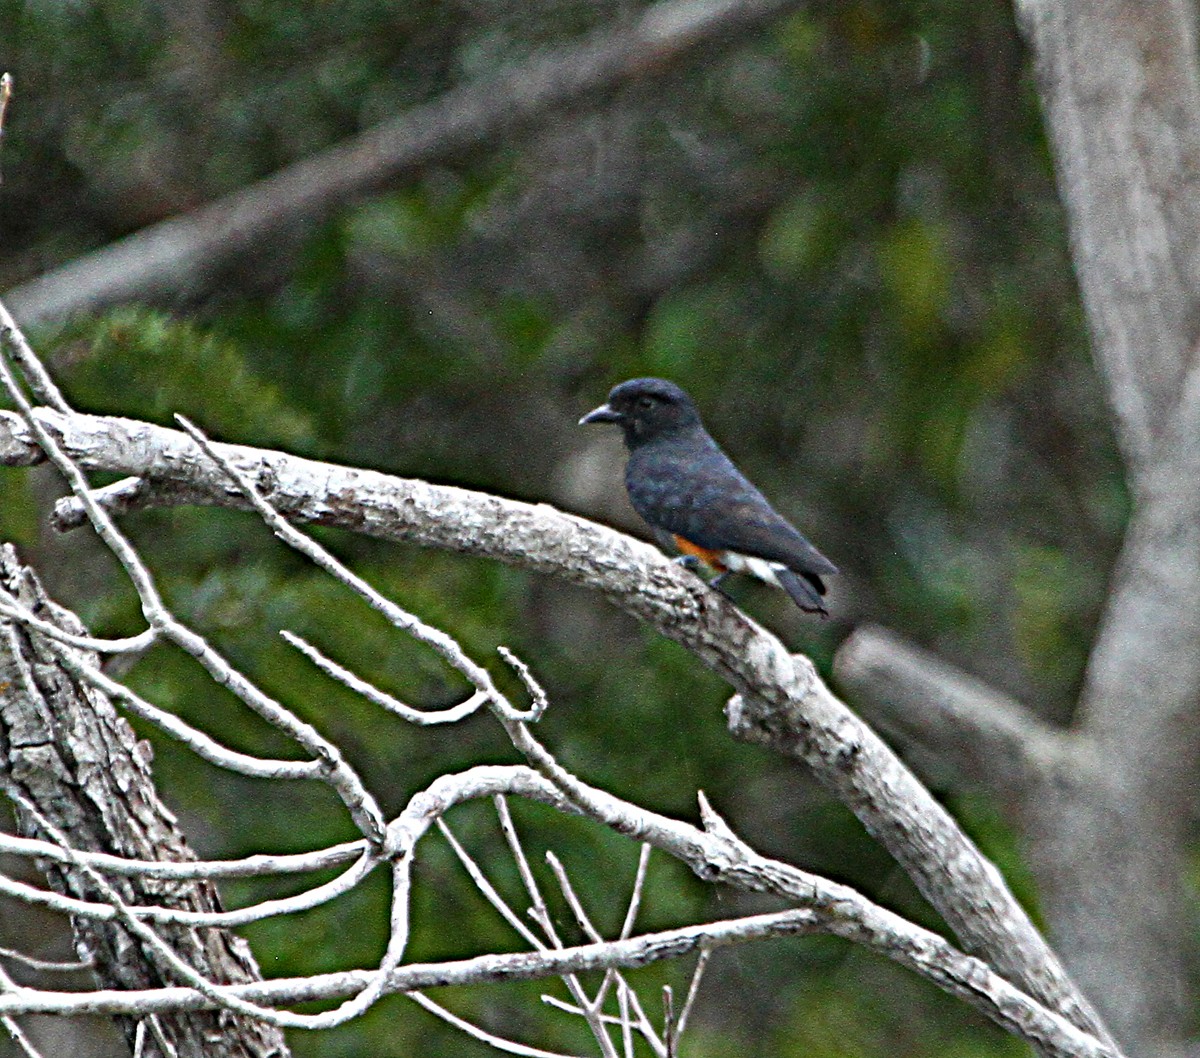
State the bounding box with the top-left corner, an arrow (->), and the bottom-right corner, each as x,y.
0,0 -> 1125,1054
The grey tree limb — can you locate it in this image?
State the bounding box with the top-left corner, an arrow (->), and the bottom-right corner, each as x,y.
832,624 -> 1075,796
2,0 -> 804,328
0,407 -> 1115,1050
833,458 -> 1200,1055
0,544 -> 290,1058
1012,0 -> 1200,482
0,903 -> 1121,1058
831,4 -> 1200,1051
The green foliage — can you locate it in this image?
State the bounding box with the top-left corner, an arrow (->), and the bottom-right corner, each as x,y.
951,791 -> 1044,931
758,191 -> 834,281
0,470 -> 37,546
772,972 -> 1033,1058
52,308 -> 315,450
878,218 -> 952,339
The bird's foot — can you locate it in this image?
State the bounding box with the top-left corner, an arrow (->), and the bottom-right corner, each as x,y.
673,555 -> 702,572
709,572 -> 737,601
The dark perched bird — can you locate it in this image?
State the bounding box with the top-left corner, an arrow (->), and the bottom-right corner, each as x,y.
580,377 -> 836,616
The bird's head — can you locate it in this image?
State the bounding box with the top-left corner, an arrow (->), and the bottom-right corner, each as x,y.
579,377 -> 701,447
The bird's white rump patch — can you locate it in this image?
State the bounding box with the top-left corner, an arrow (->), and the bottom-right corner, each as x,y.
722,551 -> 786,588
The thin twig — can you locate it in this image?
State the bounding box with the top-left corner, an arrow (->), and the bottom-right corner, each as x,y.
436,819 -> 547,950
146,1015 -> 180,1058
546,849 -> 662,1048
495,797 -> 618,1058
0,299 -> 71,412
0,1016 -> 43,1058
498,646 -> 550,721
407,991 -> 587,1058
282,631 -> 487,725
0,593 -> 156,654
0,835 -> 379,928
0,73 -> 13,139
618,981 -> 634,1058
545,850 -> 667,1052
12,795 -> 260,1025
47,638 -> 321,781
620,844 -> 652,940
662,986 -> 676,1058
618,978 -> 665,1056
0,830 -> 363,880
675,949 -> 710,1041
0,334 -> 385,842
495,796 -> 560,947
0,947 -> 91,974
11,794 -> 407,1031
546,851 -> 603,943
446,819 -> 662,1056
543,983 -> 666,1058
177,414 -> 541,724
0,960 -> 45,1058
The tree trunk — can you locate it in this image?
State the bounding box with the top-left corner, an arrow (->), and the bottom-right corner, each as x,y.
0,544 -> 290,1058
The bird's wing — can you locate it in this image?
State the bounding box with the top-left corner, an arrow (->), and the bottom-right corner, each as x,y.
684,492 -> 838,577
633,446 -> 836,578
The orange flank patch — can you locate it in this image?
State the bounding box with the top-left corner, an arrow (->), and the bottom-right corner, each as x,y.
672,535 -> 728,572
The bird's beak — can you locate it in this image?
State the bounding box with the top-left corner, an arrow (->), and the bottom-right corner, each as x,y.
579,403 -> 623,425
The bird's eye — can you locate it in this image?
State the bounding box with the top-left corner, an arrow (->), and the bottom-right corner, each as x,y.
637,396 -> 656,409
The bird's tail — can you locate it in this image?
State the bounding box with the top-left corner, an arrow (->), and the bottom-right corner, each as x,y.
775,566 -> 828,617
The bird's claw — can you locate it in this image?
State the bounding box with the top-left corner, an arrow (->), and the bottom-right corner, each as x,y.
709,572 -> 736,600
674,555 -> 701,572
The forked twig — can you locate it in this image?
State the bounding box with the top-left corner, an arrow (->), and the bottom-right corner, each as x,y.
0,960 -> 46,1058
176,414 -> 542,725
545,850 -> 666,1054
282,631 -> 487,725
437,819 -> 547,951
495,797 -> 619,1058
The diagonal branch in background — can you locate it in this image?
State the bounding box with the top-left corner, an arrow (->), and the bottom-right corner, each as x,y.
0,405 -> 1115,1051
0,545 -> 290,1058
2,0 -> 804,327
830,380 -> 1200,1052
832,624 -> 1075,796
